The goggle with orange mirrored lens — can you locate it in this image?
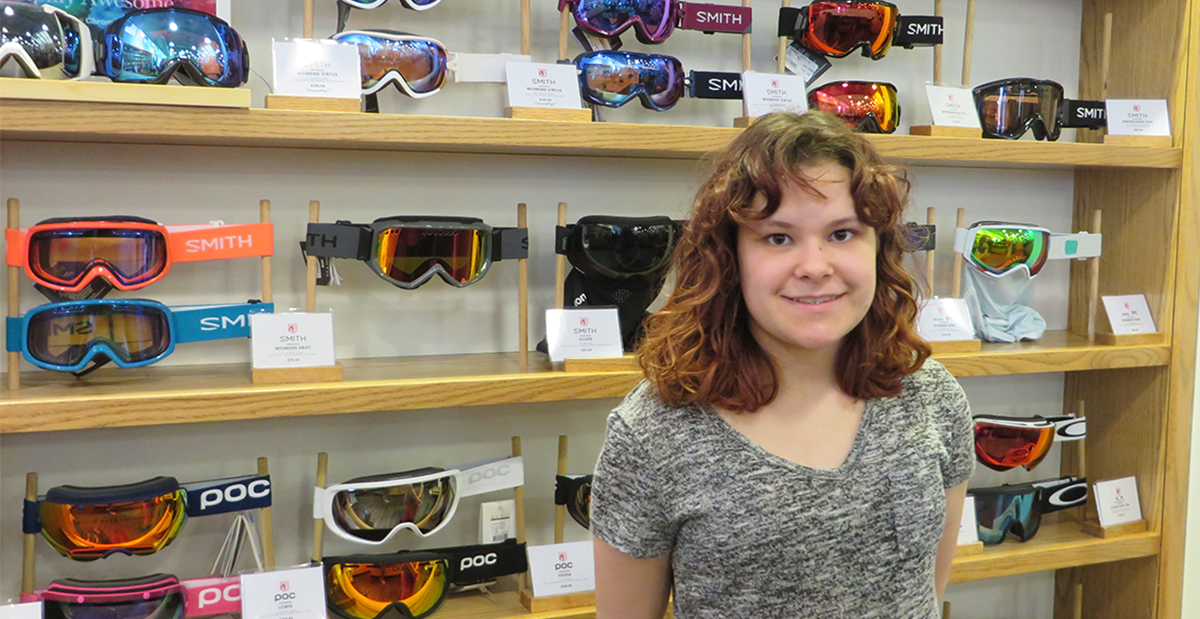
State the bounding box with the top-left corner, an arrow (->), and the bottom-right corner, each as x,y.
794,1 -> 899,59
808,81 -> 900,133
974,414 -> 1085,472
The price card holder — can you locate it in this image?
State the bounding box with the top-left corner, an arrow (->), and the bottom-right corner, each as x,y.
955,495 -> 983,556
917,298 -> 982,354
240,565 -> 326,619
1081,476 -> 1147,538
250,312 -> 343,385
519,541 -> 596,612
0,602 -> 42,619
546,308 -> 623,363
503,62 -> 591,122
1097,295 -> 1163,346
909,85 -> 983,138
265,39 -> 362,113
1103,99 -> 1173,147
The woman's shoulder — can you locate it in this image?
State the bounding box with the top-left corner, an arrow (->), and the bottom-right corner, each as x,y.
609,380 -> 703,436
898,358 -> 960,395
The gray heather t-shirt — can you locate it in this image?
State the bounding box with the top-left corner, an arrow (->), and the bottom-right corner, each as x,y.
590,359 -> 974,619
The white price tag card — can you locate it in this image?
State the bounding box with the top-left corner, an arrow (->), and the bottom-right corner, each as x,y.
1102,295 -> 1157,335
545,308 -> 623,363
1105,100 -> 1171,136
505,62 -> 583,109
0,602 -> 42,619
1094,476 -> 1143,526
925,84 -> 982,128
251,313 -> 336,369
917,298 -> 976,341
272,39 -> 362,99
480,499 -> 517,544
527,541 -> 595,597
240,566 -> 326,619
741,71 -> 809,117
957,495 -> 979,545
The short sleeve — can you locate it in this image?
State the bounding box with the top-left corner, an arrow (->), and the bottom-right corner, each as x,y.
925,363 -> 975,489
590,412 -> 676,559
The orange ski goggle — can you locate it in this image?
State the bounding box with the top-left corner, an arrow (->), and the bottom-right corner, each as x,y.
5,216 -> 273,292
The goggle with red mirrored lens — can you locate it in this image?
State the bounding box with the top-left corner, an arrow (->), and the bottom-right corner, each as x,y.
575,50 -> 686,112
793,1 -> 899,59
5,216 -> 273,293
808,80 -> 900,133
974,414 -> 1085,472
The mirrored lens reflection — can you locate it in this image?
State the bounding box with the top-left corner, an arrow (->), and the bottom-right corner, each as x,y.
327,560 -> 448,619
574,0 -> 671,39
30,229 -> 167,287
810,82 -> 897,132
972,491 -> 1040,544
580,224 -> 674,275
339,33 -> 446,93
807,2 -> 894,56
38,492 -> 185,558
331,478 -> 454,539
0,2 -> 66,77
375,227 -> 486,285
109,11 -> 239,85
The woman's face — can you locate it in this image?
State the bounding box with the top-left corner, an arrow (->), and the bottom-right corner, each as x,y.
736,163 -> 877,359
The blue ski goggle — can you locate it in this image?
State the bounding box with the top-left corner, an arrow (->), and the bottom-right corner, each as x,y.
102,8 -> 249,87
6,299 -> 271,374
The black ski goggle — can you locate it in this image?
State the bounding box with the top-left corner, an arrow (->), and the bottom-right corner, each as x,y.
556,216 -> 682,280
555,475 -> 592,529
972,78 -> 1065,141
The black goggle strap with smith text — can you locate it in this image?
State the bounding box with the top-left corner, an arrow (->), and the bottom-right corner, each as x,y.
1058,99 -> 1108,129
302,219 -> 529,262
776,6 -> 943,49
22,474 -> 272,533
326,539 -> 529,587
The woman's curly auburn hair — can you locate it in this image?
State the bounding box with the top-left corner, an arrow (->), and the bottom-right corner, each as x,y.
636,111 -> 930,413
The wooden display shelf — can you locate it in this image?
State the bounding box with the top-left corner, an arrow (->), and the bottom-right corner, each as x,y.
0,331 -> 1171,434
0,100 -> 1184,169
425,580 -> 596,619
948,522 -> 1161,584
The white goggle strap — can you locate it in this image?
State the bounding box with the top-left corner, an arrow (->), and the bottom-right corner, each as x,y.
975,416 -> 1056,429
1048,232 -> 1102,260
1054,416 -> 1087,441
457,456 -> 525,498
953,227 -> 973,255
313,486 -> 332,520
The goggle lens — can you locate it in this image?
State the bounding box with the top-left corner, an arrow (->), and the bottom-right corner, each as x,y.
28,228 -> 168,289
809,81 -> 899,133
973,491 -> 1040,544
38,492 -> 186,559
578,223 -> 676,276
578,51 -> 684,110
328,560 -> 448,619
974,422 -> 1054,471
375,227 -> 487,286
805,2 -> 896,58
569,479 -> 592,529
339,33 -> 447,93
975,81 -> 1064,140
969,228 -> 1049,276
106,10 -> 246,87
0,2 -> 66,75
26,303 -> 171,368
331,478 -> 454,540
45,592 -> 186,619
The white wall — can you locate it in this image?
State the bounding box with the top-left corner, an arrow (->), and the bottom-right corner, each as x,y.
0,2 -> 1129,617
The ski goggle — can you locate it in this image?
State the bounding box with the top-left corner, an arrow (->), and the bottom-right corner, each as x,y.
974,414 -> 1085,472
0,1 -> 94,80
6,299 -> 272,374
30,477 -> 187,561
575,50 -> 686,112
330,30 -> 448,98
315,457 -> 525,546
325,540 -> 528,619
973,78 -> 1065,141
794,1 -> 898,59
556,216 -> 682,279
6,216 -> 274,293
336,0 -> 442,33
970,476 -> 1087,545
304,216 -> 527,290
40,574 -> 187,619
953,221 -> 1102,278
808,80 -> 900,133
558,0 -> 675,44
555,475 -> 592,530
102,8 -> 249,87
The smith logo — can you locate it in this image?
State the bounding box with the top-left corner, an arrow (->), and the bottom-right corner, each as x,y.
708,77 -> 741,91
187,235 -> 254,252
1076,107 -> 1106,119
307,233 -> 338,248
907,22 -> 943,35
461,553 -> 498,570
52,320 -> 93,336
200,315 -> 247,331
696,11 -> 743,25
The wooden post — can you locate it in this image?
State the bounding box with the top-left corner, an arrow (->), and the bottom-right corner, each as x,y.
261,201 -> 273,305
941,601 -> 951,619
961,0 -> 975,87
741,0 -> 752,71
1100,13 -> 1113,101
1087,211 -> 1102,341
518,204 -> 530,372
304,0 -> 314,39
555,203 -> 568,310
933,0 -> 943,84
8,198 -> 20,391
312,452 -> 328,563
306,201 -> 320,314
22,472 -> 36,595
511,436 -> 527,590
257,457 -> 276,569
520,0 -> 531,56
952,208 -> 966,298
554,436 -> 569,544
776,1 -> 791,74
926,207 -> 937,296
1077,401 -> 1087,479
559,7 -> 571,61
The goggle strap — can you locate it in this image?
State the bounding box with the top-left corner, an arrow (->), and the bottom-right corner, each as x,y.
892,15 -> 943,48
493,227 -> 529,261
952,227 -> 972,255
1036,477 -> 1088,514
167,223 -> 275,263
180,474 -> 272,517
336,1 -> 352,33
173,301 -> 274,344
5,228 -> 28,267
1047,232 -> 1102,260
440,540 -> 529,586
687,70 -> 744,100
554,475 -> 572,505
555,225 -> 573,255
1053,416 -> 1087,441
1059,99 -> 1107,129
313,486 -> 329,520
457,456 -> 524,498
304,222 -> 373,261
22,499 -> 40,534
778,6 -> 804,38
6,316 -> 22,353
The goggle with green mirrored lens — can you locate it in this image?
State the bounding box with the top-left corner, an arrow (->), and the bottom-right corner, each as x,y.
953,221 -> 1101,278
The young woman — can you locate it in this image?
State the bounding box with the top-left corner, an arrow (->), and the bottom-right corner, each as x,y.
590,112 -> 974,619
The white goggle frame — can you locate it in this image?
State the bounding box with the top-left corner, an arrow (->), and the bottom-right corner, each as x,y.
953,225 -> 1102,278
331,30 -> 448,98
0,5 -> 93,80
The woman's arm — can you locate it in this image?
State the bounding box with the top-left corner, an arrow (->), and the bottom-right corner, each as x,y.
935,481 -> 969,599
594,537 -> 672,619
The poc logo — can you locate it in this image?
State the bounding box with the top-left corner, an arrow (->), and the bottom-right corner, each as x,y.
200,315 -> 247,331
554,562 -> 574,571
199,478 -> 271,511
197,583 -> 240,609
468,464 -> 511,485
274,592 -> 297,602
460,553 -> 497,570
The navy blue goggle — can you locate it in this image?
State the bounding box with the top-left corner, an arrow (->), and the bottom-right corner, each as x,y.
103,8 -> 249,87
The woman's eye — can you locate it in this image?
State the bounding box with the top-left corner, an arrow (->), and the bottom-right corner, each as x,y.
766,234 -> 791,246
830,229 -> 856,242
